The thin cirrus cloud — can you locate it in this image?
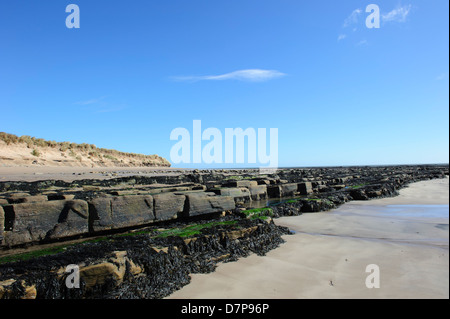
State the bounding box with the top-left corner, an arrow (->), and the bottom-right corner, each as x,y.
339,5 -> 412,42
74,96 -> 126,113
342,5 -> 412,27
343,8 -> 362,28
74,96 -> 106,106
382,5 -> 412,23
337,34 -> 347,41
339,8 -> 362,41
356,39 -> 368,46
171,69 -> 286,82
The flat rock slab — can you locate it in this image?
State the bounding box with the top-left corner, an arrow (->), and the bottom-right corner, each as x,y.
153,193 -> 186,221
182,192 -> 235,217
248,185 -> 268,201
0,206 -> 4,245
267,183 -> 298,198
224,180 -> 258,188
298,182 -> 313,195
89,195 -> 154,232
7,195 -> 48,204
214,188 -> 252,204
3,200 -> 89,246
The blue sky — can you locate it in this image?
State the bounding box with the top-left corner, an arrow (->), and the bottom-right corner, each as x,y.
0,0 -> 448,168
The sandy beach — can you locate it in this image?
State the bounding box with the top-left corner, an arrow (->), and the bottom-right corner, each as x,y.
0,166 -> 178,182
167,177 -> 449,299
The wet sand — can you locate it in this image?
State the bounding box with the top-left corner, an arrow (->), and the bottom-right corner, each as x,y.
167,178 -> 449,299
0,166 -> 178,182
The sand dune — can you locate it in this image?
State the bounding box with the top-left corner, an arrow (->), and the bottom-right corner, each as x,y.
0,133 -> 170,169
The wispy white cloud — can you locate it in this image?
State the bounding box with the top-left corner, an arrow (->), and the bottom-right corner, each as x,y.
74,96 -> 126,113
172,69 -> 286,82
74,96 -> 106,105
343,8 -> 362,28
337,34 -> 347,41
356,39 -> 368,46
95,105 -> 127,113
382,5 -> 412,23
436,73 -> 448,81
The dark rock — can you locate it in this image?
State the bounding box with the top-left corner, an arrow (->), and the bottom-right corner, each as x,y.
267,183 -> 298,198
3,200 -> 89,246
153,193 -> 185,221
89,195 -> 154,232
47,194 -> 76,201
248,185 -> 268,201
271,201 -> 303,217
350,189 -> 369,200
0,217 -> 291,299
7,195 -> 48,204
297,182 -> 313,195
0,206 -> 4,245
182,193 -> 235,217
212,188 -> 251,204
300,199 -> 335,212
267,185 -> 281,198
224,180 -> 258,188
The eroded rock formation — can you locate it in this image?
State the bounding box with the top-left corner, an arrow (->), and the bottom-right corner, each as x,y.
0,164 -> 448,299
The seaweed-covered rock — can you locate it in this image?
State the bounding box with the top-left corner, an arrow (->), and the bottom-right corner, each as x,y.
0,217 -> 291,299
300,199 -> 335,212
349,189 -> 369,200
271,201 -> 303,217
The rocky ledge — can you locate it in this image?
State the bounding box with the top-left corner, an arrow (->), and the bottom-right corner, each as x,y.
0,164 -> 447,248
0,164 -> 448,298
0,217 -> 290,299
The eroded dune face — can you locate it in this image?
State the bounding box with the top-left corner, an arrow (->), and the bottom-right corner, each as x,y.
0,133 -> 171,168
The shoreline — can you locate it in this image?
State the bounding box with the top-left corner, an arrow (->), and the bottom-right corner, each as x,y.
0,167 -> 448,298
167,177 -> 449,299
0,164 -> 447,183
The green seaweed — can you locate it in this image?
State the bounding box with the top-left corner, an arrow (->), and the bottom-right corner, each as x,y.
241,207 -> 274,220
349,183 -> 368,189
0,221 -> 239,265
154,220 -> 238,238
0,245 -> 71,265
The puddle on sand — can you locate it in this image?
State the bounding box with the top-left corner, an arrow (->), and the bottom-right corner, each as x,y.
282,204 -> 449,249
376,205 -> 449,219
334,204 -> 449,220
435,224 -> 449,231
